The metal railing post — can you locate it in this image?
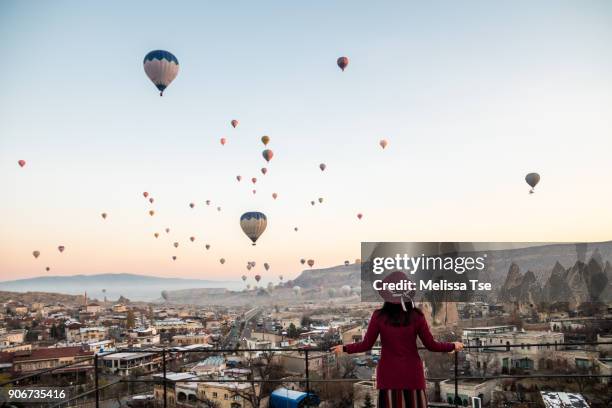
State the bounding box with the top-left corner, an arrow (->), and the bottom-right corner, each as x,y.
94,354 -> 100,408
305,349 -> 310,397
162,348 -> 167,408
454,351 -> 459,408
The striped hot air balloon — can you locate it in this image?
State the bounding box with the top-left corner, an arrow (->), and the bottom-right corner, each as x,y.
240,211 -> 267,246
143,50 -> 179,96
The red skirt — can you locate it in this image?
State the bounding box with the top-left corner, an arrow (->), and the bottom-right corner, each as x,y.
378,389 -> 428,408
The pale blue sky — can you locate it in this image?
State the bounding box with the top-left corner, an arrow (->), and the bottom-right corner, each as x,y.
1,1 -> 611,282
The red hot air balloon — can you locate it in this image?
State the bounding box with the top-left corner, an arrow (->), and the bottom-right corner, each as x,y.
143,192 -> 149,198
251,177 -> 257,184
45,266 -> 50,271
307,259 -> 315,267
272,193 -> 278,200
18,160 -> 26,167
379,139 -> 388,149
58,246 -> 65,253
231,119 -> 239,128
236,175 -> 242,182
220,138 -> 227,146
149,198 -> 154,203
262,149 -> 274,162
337,56 -> 349,71
172,256 -> 177,261
189,202 -> 195,208
255,274 -> 261,283
252,189 -> 256,195
357,213 -> 363,220
261,167 -> 267,175
190,236 -> 195,242
319,163 -> 326,171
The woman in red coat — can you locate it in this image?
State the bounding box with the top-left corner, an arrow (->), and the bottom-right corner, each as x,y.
332,271 -> 464,408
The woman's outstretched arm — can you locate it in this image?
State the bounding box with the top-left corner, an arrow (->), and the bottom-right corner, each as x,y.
342,311 -> 380,354
416,314 -> 458,352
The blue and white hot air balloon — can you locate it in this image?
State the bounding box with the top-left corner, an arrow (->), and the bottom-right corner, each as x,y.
240,212 -> 267,246
143,50 -> 179,96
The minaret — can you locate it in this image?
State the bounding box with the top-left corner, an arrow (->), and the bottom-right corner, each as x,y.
84,291 -> 88,307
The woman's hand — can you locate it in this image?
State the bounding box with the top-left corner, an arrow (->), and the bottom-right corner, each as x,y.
330,344 -> 344,355
449,342 -> 464,353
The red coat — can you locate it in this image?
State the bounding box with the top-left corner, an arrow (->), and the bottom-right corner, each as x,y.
344,309 -> 455,390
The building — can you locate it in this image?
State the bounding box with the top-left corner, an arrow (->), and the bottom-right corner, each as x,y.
101,351 -> 162,376
12,347 -> 93,375
197,381 -> 256,408
275,351 -> 328,376
192,355 -> 226,375
539,391 -> 590,408
172,333 -> 210,346
440,379 -> 498,407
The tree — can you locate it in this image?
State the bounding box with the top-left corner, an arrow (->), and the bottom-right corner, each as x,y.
287,323 -> 299,338
229,352 -> 285,408
362,393 -> 375,408
126,309 -> 135,329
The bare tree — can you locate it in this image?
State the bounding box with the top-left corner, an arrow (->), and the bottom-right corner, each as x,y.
229,351 -> 285,408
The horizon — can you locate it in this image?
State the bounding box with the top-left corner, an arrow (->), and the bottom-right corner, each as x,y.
2,1 -> 612,283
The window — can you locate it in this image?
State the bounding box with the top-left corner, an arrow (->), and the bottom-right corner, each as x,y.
212,392 -> 218,398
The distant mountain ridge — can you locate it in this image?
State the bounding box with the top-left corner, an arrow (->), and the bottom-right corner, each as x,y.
0,273 -> 240,302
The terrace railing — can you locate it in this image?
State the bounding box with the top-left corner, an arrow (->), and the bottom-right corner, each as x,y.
1,341 -> 611,407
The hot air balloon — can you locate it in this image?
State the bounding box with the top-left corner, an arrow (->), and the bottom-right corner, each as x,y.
190,236 -> 195,242
165,228 -> 170,233
246,284 -> 251,290
344,260 -> 350,266
379,139 -> 388,149
18,160 -> 26,168
293,286 -> 302,295
341,285 -> 352,297
252,190 -> 256,195
262,149 -> 274,163
206,200 -> 211,206
294,227 -> 298,232
58,246 -> 65,253
247,264 -> 252,271
45,266 -> 50,271
318,197 -> 324,203
300,258 -> 306,265
173,242 -> 179,248
255,274 -> 261,283
264,262 -> 270,271
337,56 -> 349,71
154,233 -> 159,238
149,210 -> 155,216
220,138 -> 227,146
241,275 -> 247,282
143,192 -> 149,198
240,212 -> 267,245
143,50 -> 179,96
231,119 -> 239,128
32,251 -> 40,259
251,261 -> 256,267
101,213 -> 107,219
525,172 -> 540,194
310,201 -> 315,206
272,193 -> 278,200
319,163 -> 326,171
172,256 -> 177,261
261,167 -> 267,175
328,288 -> 336,298
279,275 -> 283,281
251,177 -> 257,184
220,258 -> 226,264
357,213 -> 363,220
161,290 -> 168,301
307,259 -> 315,267
236,175 -> 242,182
205,244 -> 211,250
149,198 -> 154,204
261,135 -> 270,146
217,206 -> 222,211
355,258 -> 361,264
189,202 -> 195,209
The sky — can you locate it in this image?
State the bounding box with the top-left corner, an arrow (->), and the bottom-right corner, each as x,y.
1,1 -> 611,284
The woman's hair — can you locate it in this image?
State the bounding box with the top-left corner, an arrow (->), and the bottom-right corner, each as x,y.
378,301 -> 422,326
